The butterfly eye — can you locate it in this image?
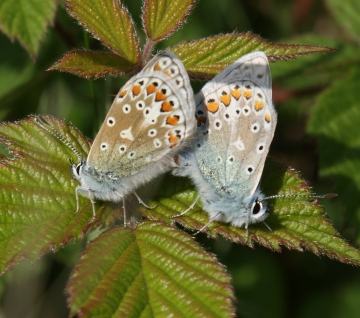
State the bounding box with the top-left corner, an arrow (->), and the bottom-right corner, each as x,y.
252,200 -> 262,215
75,163 -> 82,175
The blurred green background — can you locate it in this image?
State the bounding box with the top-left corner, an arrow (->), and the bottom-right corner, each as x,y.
0,0 -> 359,317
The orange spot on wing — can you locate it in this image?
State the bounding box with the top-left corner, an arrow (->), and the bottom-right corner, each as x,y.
155,91 -> 166,101
206,100 -> 219,113
231,89 -> 241,100
168,131 -> 180,143
254,100 -> 264,111
244,90 -> 252,99
166,116 -> 179,126
265,113 -> 271,123
146,84 -> 157,95
119,90 -> 127,98
220,94 -> 231,106
161,101 -> 174,112
164,70 -> 171,77
132,85 -> 141,96
154,63 -> 162,71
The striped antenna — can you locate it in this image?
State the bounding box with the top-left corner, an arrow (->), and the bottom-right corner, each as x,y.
263,192 -> 337,202
34,116 -> 82,161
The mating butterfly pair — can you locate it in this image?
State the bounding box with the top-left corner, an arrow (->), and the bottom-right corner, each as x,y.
41,50 -> 276,234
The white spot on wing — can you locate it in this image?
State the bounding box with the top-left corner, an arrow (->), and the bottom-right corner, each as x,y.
232,138 -> 245,151
154,138 -> 162,148
257,142 -> 265,154
243,105 -> 251,116
120,127 -> 134,141
251,122 -> 260,133
107,117 -> 115,127
123,104 -> 131,114
100,142 -> 108,151
246,165 -> 255,175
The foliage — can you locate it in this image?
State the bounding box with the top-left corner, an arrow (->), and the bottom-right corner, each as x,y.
0,0 -> 359,317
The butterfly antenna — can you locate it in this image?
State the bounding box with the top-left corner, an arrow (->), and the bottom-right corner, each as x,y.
35,116 -> 83,161
263,192 -> 337,202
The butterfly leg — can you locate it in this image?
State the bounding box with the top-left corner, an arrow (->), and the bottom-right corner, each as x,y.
171,194 -> 201,218
88,191 -> 96,222
73,187 -> 96,221
192,211 -> 223,236
245,212 -> 251,241
263,221 -> 272,232
122,198 -> 127,227
134,191 -> 157,209
74,188 -> 80,214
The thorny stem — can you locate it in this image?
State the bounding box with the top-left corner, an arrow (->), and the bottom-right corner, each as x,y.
141,39 -> 156,67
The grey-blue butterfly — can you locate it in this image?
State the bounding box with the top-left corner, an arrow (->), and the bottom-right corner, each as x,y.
37,51 -> 196,219
173,51 -> 276,235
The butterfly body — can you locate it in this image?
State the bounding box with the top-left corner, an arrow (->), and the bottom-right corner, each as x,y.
72,51 -> 196,209
173,51 -> 276,229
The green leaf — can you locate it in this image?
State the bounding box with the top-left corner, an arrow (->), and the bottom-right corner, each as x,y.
0,34 -> 35,98
67,222 -> 235,317
0,0 -> 57,59
170,32 -> 335,79
48,50 -> 136,79
307,68 -> 360,243
270,35 -> 359,90
326,0 -> 360,40
142,162 -> 360,265
143,0 -> 195,41
66,0 -> 140,63
0,116 -> 117,274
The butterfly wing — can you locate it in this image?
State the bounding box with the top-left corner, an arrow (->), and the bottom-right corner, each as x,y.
87,51 -> 195,179
193,51 -> 276,199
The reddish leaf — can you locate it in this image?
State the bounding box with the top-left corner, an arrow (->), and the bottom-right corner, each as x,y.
67,223 -> 235,317
48,50 -> 136,79
170,32 -> 335,79
143,0 -> 195,41
66,0 -> 140,63
0,116 -> 117,274
141,162 -> 360,266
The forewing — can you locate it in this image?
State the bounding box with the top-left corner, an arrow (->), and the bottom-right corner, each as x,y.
194,51 -> 276,197
87,51 -> 195,178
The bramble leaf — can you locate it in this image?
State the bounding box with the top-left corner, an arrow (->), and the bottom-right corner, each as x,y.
143,0 -> 195,41
67,222 -> 235,317
48,50 -> 136,79
270,35 -> 358,90
170,32 -> 335,79
142,162 -> 360,265
0,116 -> 117,274
0,0 -> 57,59
66,0 -> 140,63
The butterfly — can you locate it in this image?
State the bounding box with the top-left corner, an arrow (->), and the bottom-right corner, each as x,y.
37,50 -> 196,219
172,51 -> 276,236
